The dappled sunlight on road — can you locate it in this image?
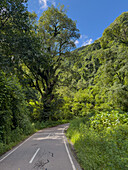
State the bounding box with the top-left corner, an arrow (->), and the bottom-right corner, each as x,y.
32,133 -> 64,141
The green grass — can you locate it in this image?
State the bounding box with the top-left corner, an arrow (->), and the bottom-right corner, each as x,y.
66,118 -> 128,170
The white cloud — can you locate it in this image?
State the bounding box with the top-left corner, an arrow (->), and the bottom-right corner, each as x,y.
39,0 -> 55,9
39,0 -> 48,9
75,40 -> 79,45
82,38 -> 93,46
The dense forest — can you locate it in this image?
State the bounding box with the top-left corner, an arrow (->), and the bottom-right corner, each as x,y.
0,0 -> 80,154
67,12 -> 128,169
0,0 -> 128,169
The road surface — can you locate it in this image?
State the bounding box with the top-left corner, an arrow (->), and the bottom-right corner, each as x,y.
0,124 -> 81,170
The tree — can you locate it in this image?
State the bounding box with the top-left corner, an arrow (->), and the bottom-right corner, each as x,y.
19,5 -> 80,120
0,0 -> 35,146
0,0 -> 29,71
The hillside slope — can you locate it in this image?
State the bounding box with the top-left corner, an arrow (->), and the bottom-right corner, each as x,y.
70,12 -> 128,115
66,12 -> 128,170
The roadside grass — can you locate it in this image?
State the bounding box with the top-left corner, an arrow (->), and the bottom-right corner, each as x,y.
66,118 -> 128,170
0,120 -> 69,156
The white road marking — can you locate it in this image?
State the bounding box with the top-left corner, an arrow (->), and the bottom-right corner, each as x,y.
0,124 -> 76,170
0,131 -> 52,162
46,133 -> 51,138
0,133 -> 36,162
62,126 -> 76,170
29,148 -> 40,164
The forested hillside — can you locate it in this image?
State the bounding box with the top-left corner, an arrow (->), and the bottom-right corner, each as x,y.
0,1 -> 128,167
62,12 -> 128,115
66,12 -> 128,169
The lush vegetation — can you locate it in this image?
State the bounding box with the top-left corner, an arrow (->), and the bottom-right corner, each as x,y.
0,0 -> 128,167
66,12 -> 128,169
0,1 -> 79,155
67,116 -> 128,169
59,12 -> 128,117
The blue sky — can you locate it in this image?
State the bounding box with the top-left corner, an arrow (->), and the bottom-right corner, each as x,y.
27,0 -> 128,48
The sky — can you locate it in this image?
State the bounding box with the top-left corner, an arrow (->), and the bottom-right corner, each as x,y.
27,0 -> 128,48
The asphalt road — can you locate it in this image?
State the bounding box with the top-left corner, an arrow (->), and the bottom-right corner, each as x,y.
0,124 -> 82,170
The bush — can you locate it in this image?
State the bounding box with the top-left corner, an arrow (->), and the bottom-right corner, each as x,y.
67,118 -> 128,170
0,73 -> 35,155
0,142 -> 4,154
90,110 -> 128,131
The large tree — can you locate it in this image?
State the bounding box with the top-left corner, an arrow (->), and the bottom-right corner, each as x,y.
19,5 -> 80,120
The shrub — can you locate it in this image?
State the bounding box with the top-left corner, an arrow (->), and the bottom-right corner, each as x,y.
90,110 -> 128,131
67,118 -> 128,170
0,72 -> 35,155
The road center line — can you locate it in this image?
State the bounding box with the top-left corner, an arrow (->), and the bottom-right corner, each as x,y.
62,126 -> 76,170
29,148 -> 40,164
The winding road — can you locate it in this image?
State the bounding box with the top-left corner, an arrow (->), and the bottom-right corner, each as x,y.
0,124 -> 81,170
